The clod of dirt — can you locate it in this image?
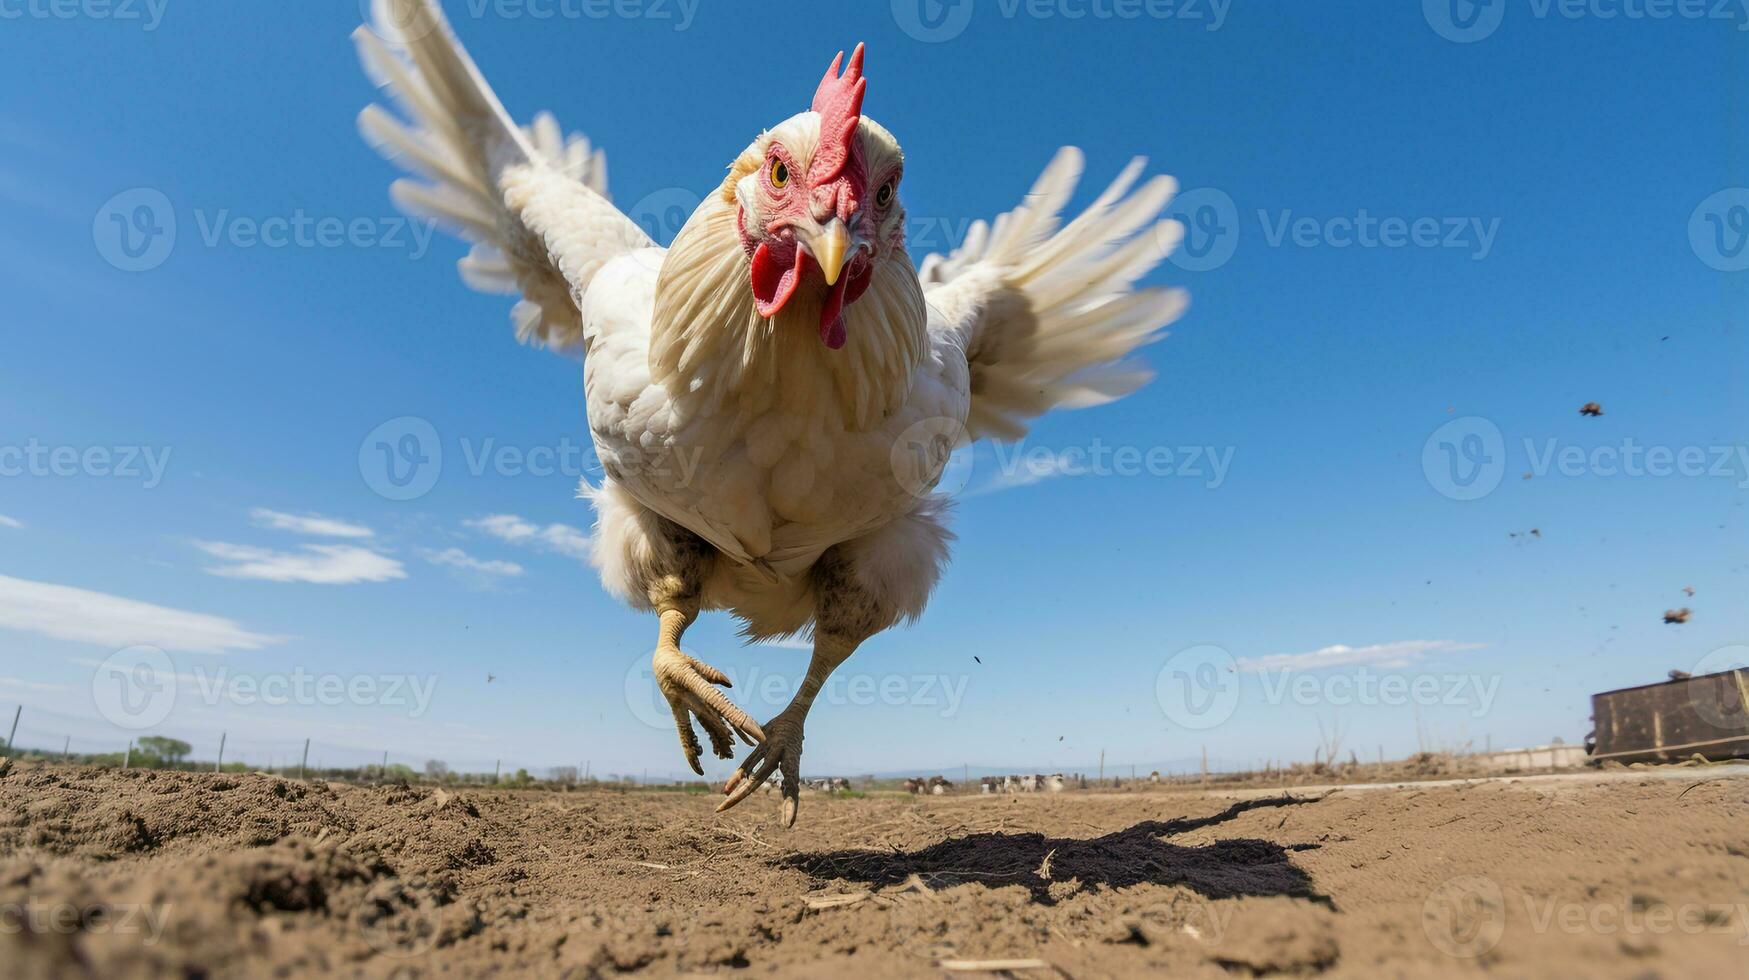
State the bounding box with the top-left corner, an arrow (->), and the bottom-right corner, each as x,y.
1664,608 -> 1691,624
1580,402 -> 1604,416
1206,896 -> 1339,975
0,768 -> 345,860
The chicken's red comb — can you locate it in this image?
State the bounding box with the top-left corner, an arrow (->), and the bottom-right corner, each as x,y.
808,43 -> 866,186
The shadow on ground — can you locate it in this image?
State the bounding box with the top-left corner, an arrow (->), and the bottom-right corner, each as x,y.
782,794 -> 1332,906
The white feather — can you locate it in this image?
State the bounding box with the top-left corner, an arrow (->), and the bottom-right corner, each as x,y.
352,0 -> 650,351
922,147 -> 1188,441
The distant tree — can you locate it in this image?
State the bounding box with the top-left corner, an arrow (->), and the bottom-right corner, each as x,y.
424,759 -> 451,780
136,736 -> 192,768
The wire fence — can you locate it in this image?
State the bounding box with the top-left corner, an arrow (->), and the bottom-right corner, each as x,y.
0,697 -> 1579,793
0,700 -> 634,788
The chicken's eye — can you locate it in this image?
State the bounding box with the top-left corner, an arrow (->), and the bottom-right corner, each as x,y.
876,180 -> 895,208
769,159 -> 790,188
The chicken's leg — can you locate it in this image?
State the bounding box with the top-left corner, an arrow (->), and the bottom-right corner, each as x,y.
648,552 -> 763,775
717,634 -> 855,826
718,544 -> 895,825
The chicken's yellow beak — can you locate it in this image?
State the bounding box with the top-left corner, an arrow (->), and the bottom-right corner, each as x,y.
808,218 -> 852,287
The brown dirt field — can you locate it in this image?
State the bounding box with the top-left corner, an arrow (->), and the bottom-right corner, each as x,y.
2,762 -> 1746,979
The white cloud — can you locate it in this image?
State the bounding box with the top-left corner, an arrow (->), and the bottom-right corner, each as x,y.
195,541 -> 407,585
465,514 -> 591,563
249,508 -> 374,539
0,574 -> 282,653
0,675 -> 69,692
420,548 -> 524,577
1239,640 -> 1486,672
974,449 -> 1082,495
0,515 -> 22,529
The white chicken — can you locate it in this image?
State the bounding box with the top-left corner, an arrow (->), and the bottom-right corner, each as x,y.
354,0 -> 1188,825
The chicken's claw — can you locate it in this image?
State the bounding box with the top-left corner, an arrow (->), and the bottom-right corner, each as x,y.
718,709 -> 804,826
654,646 -> 763,776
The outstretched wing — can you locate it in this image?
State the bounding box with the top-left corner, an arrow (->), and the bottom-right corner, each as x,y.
921,147 -> 1188,441
353,0 -> 653,352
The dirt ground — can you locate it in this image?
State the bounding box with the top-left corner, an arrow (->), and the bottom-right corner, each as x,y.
2,762 -> 1746,978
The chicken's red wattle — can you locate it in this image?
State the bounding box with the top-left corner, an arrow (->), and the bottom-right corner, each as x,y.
750,241 -> 804,319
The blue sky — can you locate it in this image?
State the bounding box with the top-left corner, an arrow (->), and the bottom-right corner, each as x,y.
1,1 -> 1744,781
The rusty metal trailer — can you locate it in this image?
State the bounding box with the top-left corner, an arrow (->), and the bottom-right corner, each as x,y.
1588,669 -> 1749,765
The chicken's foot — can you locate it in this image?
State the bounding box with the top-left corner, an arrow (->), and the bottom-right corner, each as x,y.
654,606 -> 764,775
718,635 -> 854,826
